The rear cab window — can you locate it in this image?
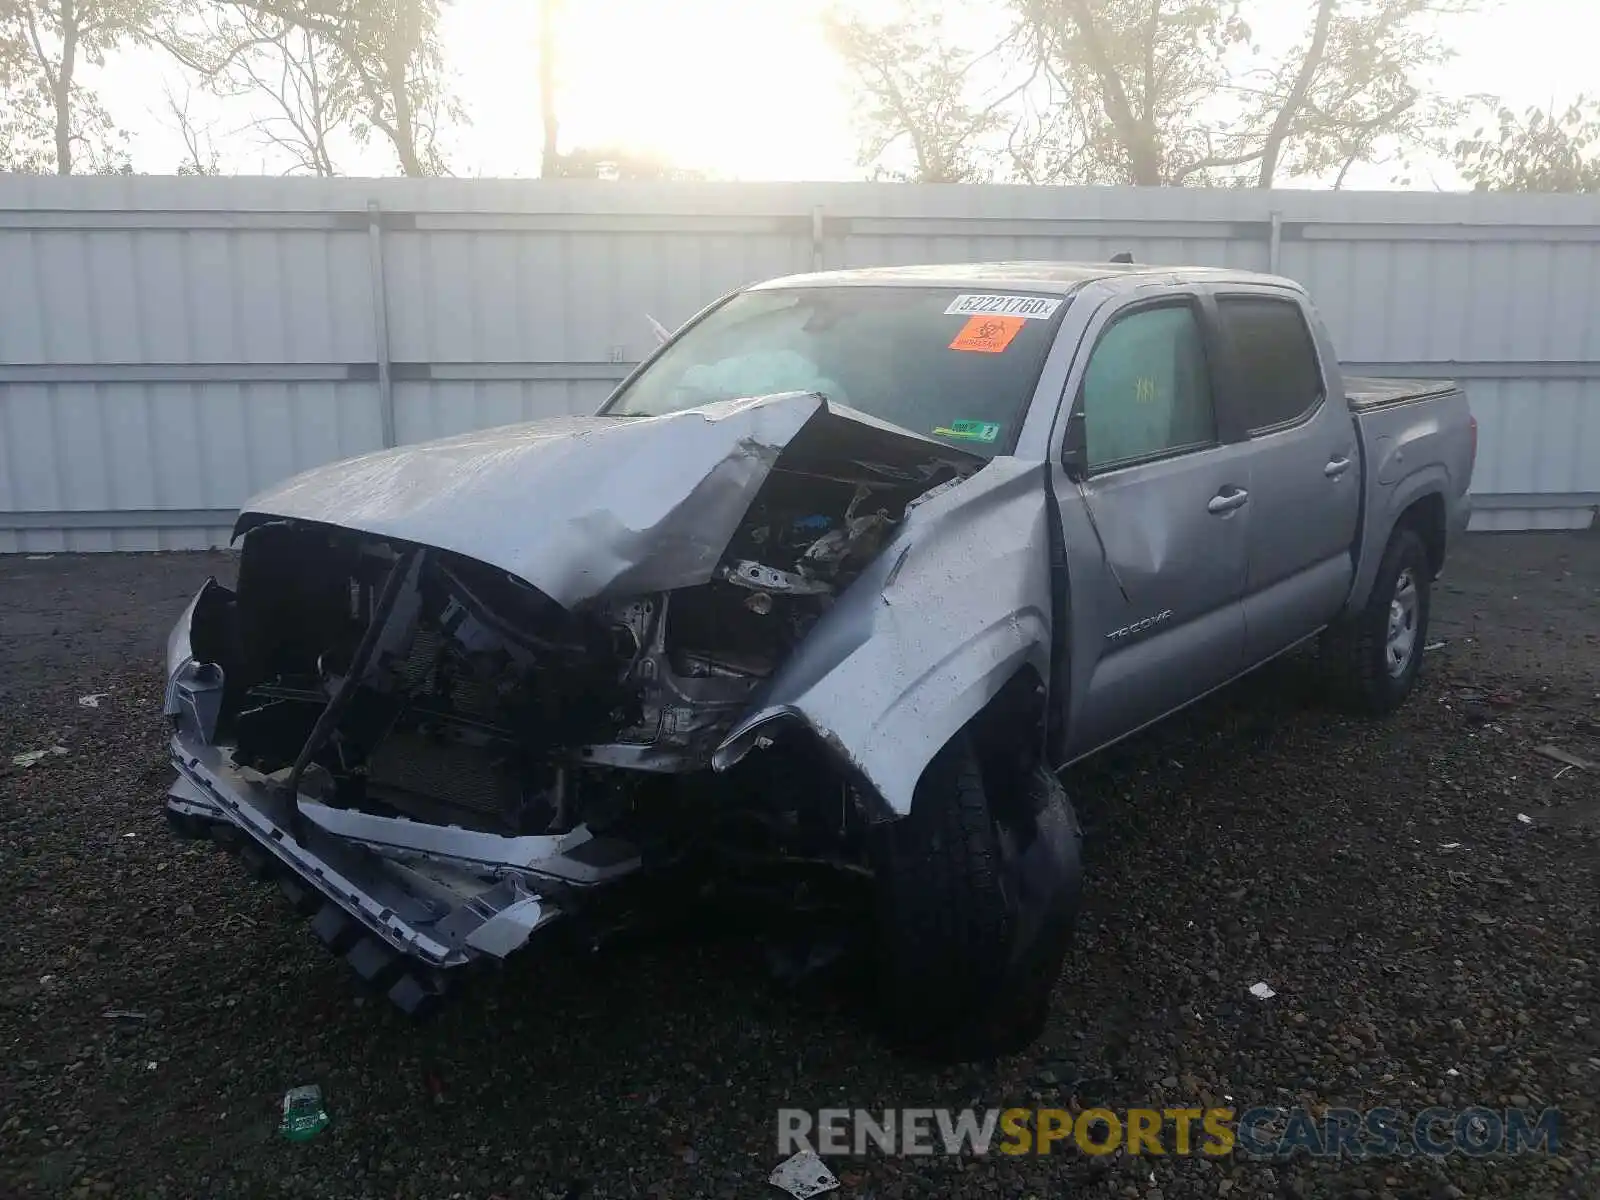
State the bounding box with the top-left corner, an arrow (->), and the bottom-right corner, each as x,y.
1214,296 -> 1326,432
604,286 -> 1071,456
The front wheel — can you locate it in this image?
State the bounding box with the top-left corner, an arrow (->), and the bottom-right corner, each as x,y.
872,735 -> 1082,1061
1320,526 -> 1432,715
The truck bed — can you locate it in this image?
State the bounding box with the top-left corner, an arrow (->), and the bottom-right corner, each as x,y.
1343,374 -> 1475,612
1345,375 -> 1460,410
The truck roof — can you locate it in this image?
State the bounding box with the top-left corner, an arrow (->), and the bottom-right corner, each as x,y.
751,261 -> 1297,296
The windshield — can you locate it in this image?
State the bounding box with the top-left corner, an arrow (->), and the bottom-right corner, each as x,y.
605,286 -> 1069,455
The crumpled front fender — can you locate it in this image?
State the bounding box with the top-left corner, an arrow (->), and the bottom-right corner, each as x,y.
713,458 -> 1054,816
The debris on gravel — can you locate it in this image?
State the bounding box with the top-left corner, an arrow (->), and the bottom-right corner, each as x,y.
2,535 -> 1596,1198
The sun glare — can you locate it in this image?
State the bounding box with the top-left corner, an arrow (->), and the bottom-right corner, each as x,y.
452,0 -> 855,179
84,0 -> 1600,182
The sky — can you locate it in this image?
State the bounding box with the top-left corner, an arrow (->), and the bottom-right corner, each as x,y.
87,0 -> 1600,186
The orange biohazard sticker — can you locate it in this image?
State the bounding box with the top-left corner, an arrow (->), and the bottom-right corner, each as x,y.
950,314 -> 1025,353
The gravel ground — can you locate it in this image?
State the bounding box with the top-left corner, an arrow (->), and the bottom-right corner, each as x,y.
2,533 -> 1597,1199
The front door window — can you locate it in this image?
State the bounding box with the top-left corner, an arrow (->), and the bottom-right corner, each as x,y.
1081,304 -> 1216,471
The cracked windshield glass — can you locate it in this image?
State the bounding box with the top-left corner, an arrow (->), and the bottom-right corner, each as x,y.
607,286 -> 1069,453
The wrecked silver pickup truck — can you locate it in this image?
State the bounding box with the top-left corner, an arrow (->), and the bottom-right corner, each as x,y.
164,263 -> 1476,1058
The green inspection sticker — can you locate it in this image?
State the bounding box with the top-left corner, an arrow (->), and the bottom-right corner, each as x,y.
933,419 -> 1002,444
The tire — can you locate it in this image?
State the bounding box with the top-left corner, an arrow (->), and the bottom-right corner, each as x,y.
1320,526 -> 1432,715
873,735 -> 1082,1061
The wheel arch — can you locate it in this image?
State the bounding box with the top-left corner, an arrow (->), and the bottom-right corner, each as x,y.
1397,491 -> 1447,578
1346,468 -> 1450,615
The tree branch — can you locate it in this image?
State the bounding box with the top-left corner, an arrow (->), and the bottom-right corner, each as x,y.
1332,149 -> 1360,188
1059,0 -> 1160,183
1170,145 -> 1269,184
227,0 -> 407,151
1257,0 -> 1338,188
1142,0 -> 1160,125
21,3 -> 60,94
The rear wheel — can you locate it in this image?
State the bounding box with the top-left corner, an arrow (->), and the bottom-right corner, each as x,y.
873,735 -> 1081,1061
1320,526 -> 1432,715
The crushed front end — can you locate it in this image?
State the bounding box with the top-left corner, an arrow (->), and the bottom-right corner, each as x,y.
162,394 -> 984,1010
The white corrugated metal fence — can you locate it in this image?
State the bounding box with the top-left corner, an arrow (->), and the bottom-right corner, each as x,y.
2,176 -> 1597,551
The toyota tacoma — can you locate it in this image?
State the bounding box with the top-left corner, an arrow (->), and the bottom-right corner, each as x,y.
163,262 -> 1476,1058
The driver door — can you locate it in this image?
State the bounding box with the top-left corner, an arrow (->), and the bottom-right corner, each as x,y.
1051,293 -> 1251,760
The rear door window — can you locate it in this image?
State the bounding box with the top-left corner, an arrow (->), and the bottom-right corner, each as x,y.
1215,297 -> 1325,431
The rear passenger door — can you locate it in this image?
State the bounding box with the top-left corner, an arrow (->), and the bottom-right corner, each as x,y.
1052,293 -> 1252,760
1211,290 -> 1360,662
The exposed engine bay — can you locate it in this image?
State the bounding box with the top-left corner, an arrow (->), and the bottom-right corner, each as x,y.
161,388 -> 1091,1024
164,390 -> 1079,1041
208,454 -> 969,846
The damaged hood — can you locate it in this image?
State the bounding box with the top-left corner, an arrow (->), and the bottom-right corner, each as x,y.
235,391 -> 983,609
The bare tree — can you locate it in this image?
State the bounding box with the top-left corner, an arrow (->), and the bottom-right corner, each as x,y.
1229,0 -> 1479,187
0,0 -> 164,173
1018,0 -> 1207,185
1255,0 -> 1336,186
824,2 -> 1034,182
831,0 -> 1482,187
160,4 -> 358,173
160,79 -> 222,172
214,0 -> 458,176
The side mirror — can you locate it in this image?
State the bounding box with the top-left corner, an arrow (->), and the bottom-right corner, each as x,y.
1061,409 -> 1089,482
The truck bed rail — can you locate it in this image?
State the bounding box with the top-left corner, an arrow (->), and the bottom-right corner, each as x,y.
1344,375 -> 1460,411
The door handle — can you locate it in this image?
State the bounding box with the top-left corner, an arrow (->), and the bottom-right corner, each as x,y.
1207,488 -> 1249,515
1324,456 -> 1352,478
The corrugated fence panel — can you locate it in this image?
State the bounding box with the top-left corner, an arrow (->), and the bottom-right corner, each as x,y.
0,379 -> 383,508
0,227 -> 374,365
393,379 -> 617,445
1276,235 -> 1600,365
2,176 -> 1598,548
1465,379 -> 1600,496
382,222 -> 813,360
0,379 -> 383,553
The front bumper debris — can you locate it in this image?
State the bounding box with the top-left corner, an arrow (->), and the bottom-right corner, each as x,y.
168,735 -> 639,1012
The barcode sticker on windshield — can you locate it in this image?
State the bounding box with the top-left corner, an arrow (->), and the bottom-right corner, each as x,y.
945,293 -> 1062,320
